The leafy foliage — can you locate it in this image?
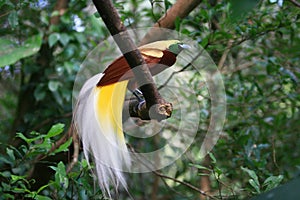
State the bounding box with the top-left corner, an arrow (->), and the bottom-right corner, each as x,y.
0,34 -> 43,68
0,0 -> 299,199
0,123 -> 105,199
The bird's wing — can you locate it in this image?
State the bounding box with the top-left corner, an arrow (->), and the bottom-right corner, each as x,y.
97,40 -> 180,86
97,53 -> 160,86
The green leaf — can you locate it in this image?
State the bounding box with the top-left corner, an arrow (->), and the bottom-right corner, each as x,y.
53,162 -> 69,189
81,159 -> 89,168
1,193 -> 14,199
64,61 -> 73,74
51,162 -> 65,174
48,81 -> 61,92
0,34 -> 43,67
74,33 -> 86,44
50,10 -> 60,17
34,195 -> 53,200
46,123 -> 64,138
52,90 -> 63,106
48,33 -> 60,47
263,175 -> 284,191
189,163 -> 211,171
241,167 -> 259,183
209,152 -> 217,164
1,0 -> 15,8
0,156 -> 12,165
12,187 -> 28,193
8,10 -> 18,28
0,171 -> 11,178
249,178 -> 261,193
52,138 -> 72,155
11,175 -> 26,183
175,17 -> 181,32
34,138 -> 52,151
16,132 -> 42,144
241,167 -> 261,193
200,37 -> 209,47
36,183 -> 53,194
34,85 -> 46,101
214,166 -> 223,177
6,148 -> 15,160
228,0 -> 260,21
59,33 -> 71,46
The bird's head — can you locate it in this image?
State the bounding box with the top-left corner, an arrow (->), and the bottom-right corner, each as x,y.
168,42 -> 190,55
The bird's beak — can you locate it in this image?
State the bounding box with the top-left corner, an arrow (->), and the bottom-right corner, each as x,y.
178,43 -> 191,50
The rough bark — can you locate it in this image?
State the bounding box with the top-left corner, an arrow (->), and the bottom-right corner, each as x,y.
199,155 -> 212,200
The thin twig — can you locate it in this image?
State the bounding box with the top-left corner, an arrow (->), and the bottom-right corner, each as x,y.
27,127 -> 72,180
152,170 -> 219,200
159,176 -> 191,198
127,145 -> 219,199
67,123 -> 79,173
158,48 -> 206,90
35,128 -> 70,161
221,62 -> 254,75
217,39 -> 233,70
271,135 -> 279,169
211,165 -> 222,200
0,11 -> 10,18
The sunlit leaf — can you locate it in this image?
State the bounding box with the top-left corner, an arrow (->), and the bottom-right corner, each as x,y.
46,123 -> 65,138
263,175 -> 284,191
0,34 -> 43,67
52,138 -> 72,155
249,179 -> 261,193
241,167 -> 261,193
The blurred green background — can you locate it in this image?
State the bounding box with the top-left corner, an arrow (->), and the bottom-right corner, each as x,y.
0,0 -> 299,199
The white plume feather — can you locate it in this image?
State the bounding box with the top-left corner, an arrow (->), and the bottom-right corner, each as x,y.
74,73 -> 130,197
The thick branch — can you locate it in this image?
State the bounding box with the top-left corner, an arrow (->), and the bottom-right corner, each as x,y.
155,0 -> 202,29
92,0 -> 172,120
140,0 -> 202,45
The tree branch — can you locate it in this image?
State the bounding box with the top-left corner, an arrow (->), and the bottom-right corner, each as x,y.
140,0 -> 202,45
217,39 -> 233,70
152,170 -> 219,200
127,145 -> 219,200
67,124 -> 79,173
289,0 -> 300,7
92,0 -> 172,121
128,0 -> 203,119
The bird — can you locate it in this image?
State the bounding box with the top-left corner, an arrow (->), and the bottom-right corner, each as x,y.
74,40 -> 188,197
